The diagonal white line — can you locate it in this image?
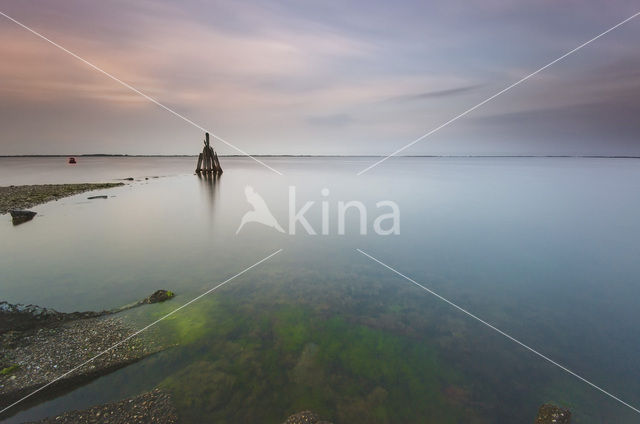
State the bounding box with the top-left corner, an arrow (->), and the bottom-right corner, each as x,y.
0,248 -> 283,416
357,11 -> 640,175
356,248 -> 640,415
0,11 -> 283,176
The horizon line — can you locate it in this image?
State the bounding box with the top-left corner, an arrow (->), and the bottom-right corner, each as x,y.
2,154 -> 640,159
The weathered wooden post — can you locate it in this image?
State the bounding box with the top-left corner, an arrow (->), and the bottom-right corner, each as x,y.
195,132 -> 223,174
196,153 -> 203,172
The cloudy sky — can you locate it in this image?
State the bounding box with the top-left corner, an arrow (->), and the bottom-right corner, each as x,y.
0,0 -> 639,155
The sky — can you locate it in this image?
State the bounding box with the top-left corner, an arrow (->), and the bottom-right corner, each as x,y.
0,0 -> 639,156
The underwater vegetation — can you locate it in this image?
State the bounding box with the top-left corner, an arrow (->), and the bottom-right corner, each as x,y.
159,301 -> 476,424
95,268 -> 634,423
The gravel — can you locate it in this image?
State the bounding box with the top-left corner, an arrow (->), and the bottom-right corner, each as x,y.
0,316 -> 160,412
27,388 -> 179,424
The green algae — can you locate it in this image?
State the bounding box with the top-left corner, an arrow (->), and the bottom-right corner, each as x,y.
95,263 -> 614,423
0,365 -> 20,375
156,299 -> 475,424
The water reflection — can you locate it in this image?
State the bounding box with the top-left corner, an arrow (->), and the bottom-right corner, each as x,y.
197,172 -> 221,210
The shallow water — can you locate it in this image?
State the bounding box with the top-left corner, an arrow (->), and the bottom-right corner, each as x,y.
1,156 -> 640,423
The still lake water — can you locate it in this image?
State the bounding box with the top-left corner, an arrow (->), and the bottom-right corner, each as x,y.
1,156 -> 640,423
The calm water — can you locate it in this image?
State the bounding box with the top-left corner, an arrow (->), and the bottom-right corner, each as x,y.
1,156 -> 640,423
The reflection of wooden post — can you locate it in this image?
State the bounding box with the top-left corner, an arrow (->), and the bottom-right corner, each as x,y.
195,132 -> 223,174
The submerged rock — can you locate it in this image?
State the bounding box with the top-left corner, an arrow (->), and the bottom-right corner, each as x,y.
9,209 -> 36,225
284,411 -> 333,424
535,404 -> 571,423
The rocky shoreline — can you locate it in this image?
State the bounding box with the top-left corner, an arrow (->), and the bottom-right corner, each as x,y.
16,401 -> 569,423
0,317 -> 157,414
31,405 -> 331,424
0,183 -> 124,215
0,291 -> 175,419
27,388 -> 179,424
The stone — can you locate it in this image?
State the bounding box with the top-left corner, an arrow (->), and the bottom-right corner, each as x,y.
283,411 -> 333,424
9,209 -> 36,225
535,404 -> 571,424
142,290 -> 175,304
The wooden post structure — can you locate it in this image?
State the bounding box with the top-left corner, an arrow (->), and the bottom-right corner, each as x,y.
195,132 -> 223,174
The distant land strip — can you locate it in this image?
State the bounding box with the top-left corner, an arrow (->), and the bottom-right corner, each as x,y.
2,154 -> 640,159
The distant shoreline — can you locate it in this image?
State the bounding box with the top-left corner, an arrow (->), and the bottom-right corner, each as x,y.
2,154 -> 640,159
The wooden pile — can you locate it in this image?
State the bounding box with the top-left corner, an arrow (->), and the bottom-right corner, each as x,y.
195,132 -> 222,174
